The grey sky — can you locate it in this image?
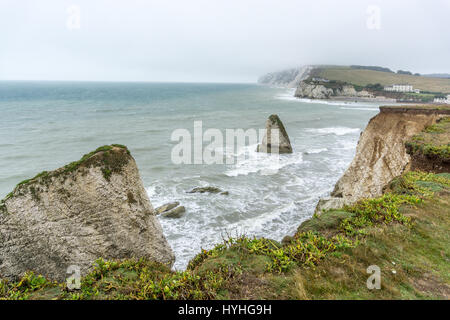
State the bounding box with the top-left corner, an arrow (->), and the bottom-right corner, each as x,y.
1,0 -> 449,82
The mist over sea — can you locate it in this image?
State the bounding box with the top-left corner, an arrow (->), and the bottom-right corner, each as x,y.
0,81 -> 385,269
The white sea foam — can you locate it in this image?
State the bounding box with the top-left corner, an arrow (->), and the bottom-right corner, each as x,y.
224,144 -> 303,177
274,89 -> 297,101
304,148 -> 328,154
305,127 -> 360,136
290,97 -> 380,108
340,107 -> 379,111
226,201 -> 297,234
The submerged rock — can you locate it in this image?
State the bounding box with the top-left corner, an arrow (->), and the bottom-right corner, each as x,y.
187,186 -> 228,195
257,114 -> 293,154
161,206 -> 186,218
0,145 -> 175,281
155,201 -> 180,215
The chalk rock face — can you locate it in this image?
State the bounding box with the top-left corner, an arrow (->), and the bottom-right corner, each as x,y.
295,82 -> 333,99
314,197 -> 350,215
257,115 -> 293,154
295,81 -> 374,99
0,145 -> 175,281
258,66 -> 313,88
327,108 -> 446,207
335,85 -> 373,98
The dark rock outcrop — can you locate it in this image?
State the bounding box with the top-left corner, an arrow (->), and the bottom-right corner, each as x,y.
187,187 -> 228,195
155,202 -> 180,215
161,206 -> 186,219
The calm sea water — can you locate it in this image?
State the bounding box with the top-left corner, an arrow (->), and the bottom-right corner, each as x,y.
0,81 -> 386,269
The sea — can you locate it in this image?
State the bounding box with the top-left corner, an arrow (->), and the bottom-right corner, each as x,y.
0,81 -> 390,269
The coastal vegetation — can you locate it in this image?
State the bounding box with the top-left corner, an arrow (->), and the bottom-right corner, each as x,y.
311,66 -> 450,94
1,169 -> 448,300
1,110 -> 449,300
0,144 -> 131,209
406,117 -> 450,162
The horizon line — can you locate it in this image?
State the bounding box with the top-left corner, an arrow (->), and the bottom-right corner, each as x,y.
0,79 -> 258,85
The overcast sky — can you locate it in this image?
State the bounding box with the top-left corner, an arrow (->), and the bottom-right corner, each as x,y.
1,0 -> 449,82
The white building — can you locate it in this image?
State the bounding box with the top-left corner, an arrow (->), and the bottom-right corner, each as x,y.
433,94 -> 450,104
384,84 -> 419,93
311,77 -> 330,83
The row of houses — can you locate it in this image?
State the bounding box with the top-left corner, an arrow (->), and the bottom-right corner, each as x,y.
384,84 -> 421,93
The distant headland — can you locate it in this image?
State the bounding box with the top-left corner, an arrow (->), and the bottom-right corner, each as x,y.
259,65 -> 450,104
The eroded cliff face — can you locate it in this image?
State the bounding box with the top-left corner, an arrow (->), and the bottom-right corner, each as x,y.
294,81 -> 373,99
0,145 -> 175,281
258,66 -> 312,88
316,107 -> 448,213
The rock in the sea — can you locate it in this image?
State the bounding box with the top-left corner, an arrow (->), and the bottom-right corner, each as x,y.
188,186 -> 226,194
257,114 -> 293,154
161,206 -> 186,218
0,145 -> 175,281
155,201 -> 180,215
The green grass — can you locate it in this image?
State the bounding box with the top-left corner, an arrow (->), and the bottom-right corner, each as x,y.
405,117 -> 450,161
2,170 -> 448,300
0,145 -> 131,207
314,67 -> 450,93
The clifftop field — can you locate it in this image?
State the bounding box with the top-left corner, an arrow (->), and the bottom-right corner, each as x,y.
313,67 -> 450,94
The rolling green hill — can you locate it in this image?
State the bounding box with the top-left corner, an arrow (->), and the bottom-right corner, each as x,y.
313,67 -> 450,94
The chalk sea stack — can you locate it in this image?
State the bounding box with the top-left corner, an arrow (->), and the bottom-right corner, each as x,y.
257,114 -> 293,154
0,145 -> 175,281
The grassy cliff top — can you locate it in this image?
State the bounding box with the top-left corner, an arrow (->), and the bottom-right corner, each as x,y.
1,144 -> 131,204
379,105 -> 450,116
1,170 -> 449,300
313,66 -> 450,93
381,104 -> 450,110
406,117 -> 450,161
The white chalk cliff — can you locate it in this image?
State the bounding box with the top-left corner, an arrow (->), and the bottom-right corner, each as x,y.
0,145 -> 175,281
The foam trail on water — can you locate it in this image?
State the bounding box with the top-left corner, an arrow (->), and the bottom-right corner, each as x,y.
304,148 -> 328,154
225,144 -> 303,177
305,127 -> 360,136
